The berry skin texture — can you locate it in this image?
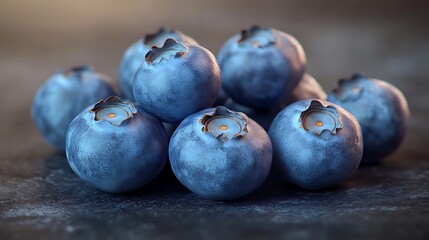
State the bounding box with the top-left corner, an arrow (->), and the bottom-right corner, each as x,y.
133,38 -> 221,123
118,28 -> 197,101
169,106 -> 272,200
269,99 -> 363,190
32,66 -> 115,151
218,25 -> 306,109
327,74 -> 410,164
66,96 -> 168,193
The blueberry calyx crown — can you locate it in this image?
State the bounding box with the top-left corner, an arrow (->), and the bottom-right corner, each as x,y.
300,100 -> 342,135
200,106 -> 248,142
62,65 -> 93,78
333,73 -> 368,102
90,96 -> 137,126
145,38 -> 187,64
238,25 -> 276,48
143,27 -> 177,46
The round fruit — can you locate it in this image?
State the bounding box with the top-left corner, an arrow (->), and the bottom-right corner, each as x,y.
133,38 -> 221,123
169,106 -> 272,200
66,96 -> 168,193
269,99 -> 363,190
327,74 -> 409,164
32,65 -> 115,151
118,28 -> 197,101
218,25 -> 306,109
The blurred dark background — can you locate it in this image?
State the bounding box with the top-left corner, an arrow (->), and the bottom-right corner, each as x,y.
1,1 -> 428,239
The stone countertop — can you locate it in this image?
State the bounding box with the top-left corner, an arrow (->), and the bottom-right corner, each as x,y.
1,0 -> 428,239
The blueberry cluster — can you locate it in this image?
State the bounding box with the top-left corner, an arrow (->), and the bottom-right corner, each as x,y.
32,26 -> 409,200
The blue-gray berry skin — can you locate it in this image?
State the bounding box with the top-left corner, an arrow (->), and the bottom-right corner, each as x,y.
118,28 -> 197,101
218,26 -> 306,109
327,74 -> 410,164
66,96 -> 168,193
169,106 -> 272,200
269,99 -> 363,190
32,66 -> 115,151
224,74 -> 326,131
133,39 -> 221,123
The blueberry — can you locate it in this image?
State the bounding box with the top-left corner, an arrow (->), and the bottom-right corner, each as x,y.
119,28 -> 197,101
32,66 -> 116,151
169,106 -> 272,200
269,99 -> 363,190
224,74 -> 326,131
133,38 -> 221,123
327,74 -> 410,164
66,96 -> 168,193
218,25 -> 306,108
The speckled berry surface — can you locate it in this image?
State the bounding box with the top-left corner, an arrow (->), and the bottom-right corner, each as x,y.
66,96 -> 168,193
133,39 -> 221,123
327,74 -> 410,164
31,66 -> 116,151
218,26 -> 306,109
169,107 -> 272,200
269,99 -> 363,189
118,28 -> 197,101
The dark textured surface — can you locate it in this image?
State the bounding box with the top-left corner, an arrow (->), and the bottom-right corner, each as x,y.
1,0 -> 429,239
1,155 -> 429,240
